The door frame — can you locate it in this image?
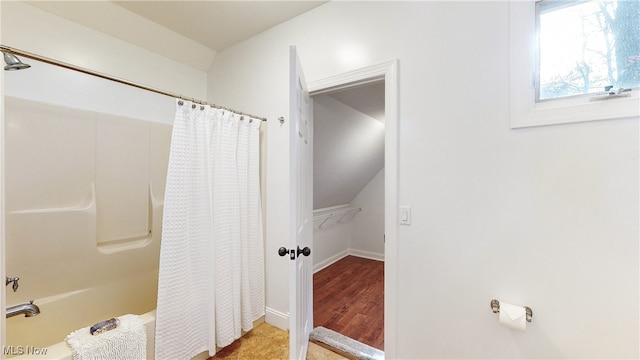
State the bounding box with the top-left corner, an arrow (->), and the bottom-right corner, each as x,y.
308,59 -> 398,358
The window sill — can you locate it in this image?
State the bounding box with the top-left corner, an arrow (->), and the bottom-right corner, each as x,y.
511,91 -> 640,129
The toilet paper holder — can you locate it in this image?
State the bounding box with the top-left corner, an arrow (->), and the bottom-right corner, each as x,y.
491,299 -> 533,322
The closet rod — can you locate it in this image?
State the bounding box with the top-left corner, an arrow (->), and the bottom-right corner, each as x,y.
1,45 -> 267,122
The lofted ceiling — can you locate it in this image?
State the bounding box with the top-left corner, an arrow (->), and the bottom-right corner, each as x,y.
24,0 -> 328,71
327,82 -> 385,123
314,82 -> 385,210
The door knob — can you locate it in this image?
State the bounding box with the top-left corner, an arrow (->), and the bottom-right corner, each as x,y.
278,246 -> 311,260
297,246 -> 311,257
278,247 -> 289,257
278,247 -> 295,260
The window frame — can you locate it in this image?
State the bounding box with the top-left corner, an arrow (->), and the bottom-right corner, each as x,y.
509,0 -> 639,129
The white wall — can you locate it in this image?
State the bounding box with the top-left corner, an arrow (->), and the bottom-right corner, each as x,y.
351,168 -> 384,260
3,56 -> 174,124
313,168 -> 384,271
312,218 -> 351,272
207,24 -> 293,328
1,1 -> 207,100
313,94 -> 384,209
207,1 -> 639,358
312,90 -> 385,273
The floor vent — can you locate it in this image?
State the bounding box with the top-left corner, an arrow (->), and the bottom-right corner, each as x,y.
309,327 -> 384,360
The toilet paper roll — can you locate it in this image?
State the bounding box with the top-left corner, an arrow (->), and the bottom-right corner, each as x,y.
498,302 -> 527,331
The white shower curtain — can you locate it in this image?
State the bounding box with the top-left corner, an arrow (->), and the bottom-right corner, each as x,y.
155,100 -> 264,360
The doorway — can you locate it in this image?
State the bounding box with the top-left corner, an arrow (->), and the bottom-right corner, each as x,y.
306,59 -> 398,355
311,80 -> 385,349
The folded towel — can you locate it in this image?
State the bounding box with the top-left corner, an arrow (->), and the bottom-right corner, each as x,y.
65,314 -> 146,360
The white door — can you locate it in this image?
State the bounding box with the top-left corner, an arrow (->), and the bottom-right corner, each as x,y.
288,45 -> 313,360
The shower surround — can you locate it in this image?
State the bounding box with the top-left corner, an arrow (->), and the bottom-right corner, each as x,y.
4,96 -> 171,353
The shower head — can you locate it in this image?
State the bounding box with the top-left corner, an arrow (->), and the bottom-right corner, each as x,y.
3,52 -> 31,71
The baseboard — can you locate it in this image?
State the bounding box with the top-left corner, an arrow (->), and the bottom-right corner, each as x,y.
348,249 -> 384,262
314,249 -> 384,274
313,249 -> 350,273
265,306 -> 289,330
252,315 -> 265,328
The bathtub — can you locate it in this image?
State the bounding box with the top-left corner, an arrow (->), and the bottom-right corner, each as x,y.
5,269 -> 159,360
4,272 -> 217,360
11,310 -> 157,360
10,308 -> 238,360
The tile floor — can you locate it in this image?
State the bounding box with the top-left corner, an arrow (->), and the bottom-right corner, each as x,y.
209,323 -> 348,360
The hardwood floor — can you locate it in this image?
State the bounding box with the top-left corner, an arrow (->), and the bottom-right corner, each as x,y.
313,256 -> 384,350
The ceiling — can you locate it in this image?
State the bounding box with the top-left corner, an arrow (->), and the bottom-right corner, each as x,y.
327,81 -> 385,123
313,82 -> 385,210
25,0 -> 328,71
111,1 -> 328,51
313,95 -> 384,210
23,0 -> 385,125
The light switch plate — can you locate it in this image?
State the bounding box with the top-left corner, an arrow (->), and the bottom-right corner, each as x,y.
399,206 -> 411,225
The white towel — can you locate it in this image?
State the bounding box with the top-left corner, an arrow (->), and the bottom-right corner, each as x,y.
65,314 -> 146,360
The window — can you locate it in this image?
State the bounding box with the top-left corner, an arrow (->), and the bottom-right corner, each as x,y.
537,0 -> 640,101
510,1 -> 640,128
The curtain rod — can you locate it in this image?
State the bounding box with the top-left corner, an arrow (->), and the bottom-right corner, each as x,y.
1,45 -> 267,122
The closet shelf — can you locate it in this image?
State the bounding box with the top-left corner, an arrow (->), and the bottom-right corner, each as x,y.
313,204 -> 361,229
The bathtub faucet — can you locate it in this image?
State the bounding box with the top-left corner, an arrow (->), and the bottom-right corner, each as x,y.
6,300 -> 40,318
5,276 -> 19,292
